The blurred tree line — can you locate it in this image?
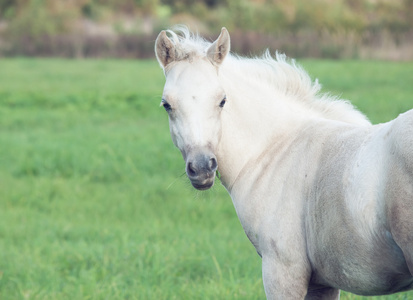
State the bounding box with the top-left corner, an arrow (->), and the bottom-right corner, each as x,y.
0,0 -> 412,59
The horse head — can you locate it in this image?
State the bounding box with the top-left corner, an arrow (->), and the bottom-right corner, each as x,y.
155,28 -> 230,190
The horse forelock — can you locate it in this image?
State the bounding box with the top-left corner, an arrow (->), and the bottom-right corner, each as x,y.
164,26 -> 212,67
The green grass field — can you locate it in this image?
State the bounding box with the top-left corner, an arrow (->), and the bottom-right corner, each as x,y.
0,58 -> 412,300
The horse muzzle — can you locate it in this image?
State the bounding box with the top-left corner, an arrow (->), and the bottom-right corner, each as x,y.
186,152 -> 218,190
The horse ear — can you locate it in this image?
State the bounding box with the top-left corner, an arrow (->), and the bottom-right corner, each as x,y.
155,30 -> 176,69
207,27 -> 230,66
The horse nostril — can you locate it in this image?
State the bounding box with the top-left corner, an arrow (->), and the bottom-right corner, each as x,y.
187,161 -> 197,177
209,157 -> 217,171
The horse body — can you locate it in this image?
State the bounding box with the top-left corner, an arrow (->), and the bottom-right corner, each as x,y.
304,116 -> 413,295
228,111 -> 413,297
155,27 -> 413,299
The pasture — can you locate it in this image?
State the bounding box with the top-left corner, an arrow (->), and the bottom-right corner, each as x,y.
0,58 -> 412,299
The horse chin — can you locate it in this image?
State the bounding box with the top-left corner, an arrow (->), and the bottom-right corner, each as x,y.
191,179 -> 215,190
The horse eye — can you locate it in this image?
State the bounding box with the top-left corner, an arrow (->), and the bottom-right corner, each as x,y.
219,96 -> 227,108
161,99 -> 172,112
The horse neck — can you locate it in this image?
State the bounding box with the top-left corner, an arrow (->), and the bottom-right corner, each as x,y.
214,57 -> 371,191
216,65 -> 306,191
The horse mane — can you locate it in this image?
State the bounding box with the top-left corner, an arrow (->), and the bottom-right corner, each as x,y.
165,27 -> 371,126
